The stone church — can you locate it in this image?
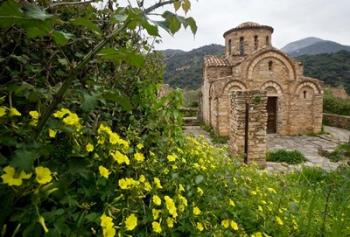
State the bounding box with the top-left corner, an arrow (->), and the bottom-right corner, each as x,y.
201,22 -> 323,165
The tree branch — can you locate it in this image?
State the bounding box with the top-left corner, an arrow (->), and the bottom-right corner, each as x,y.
35,0 -> 181,137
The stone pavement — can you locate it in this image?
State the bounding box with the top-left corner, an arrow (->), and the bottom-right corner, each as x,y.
184,125 -> 350,171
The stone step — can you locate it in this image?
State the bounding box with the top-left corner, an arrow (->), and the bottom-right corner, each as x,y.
183,117 -> 200,126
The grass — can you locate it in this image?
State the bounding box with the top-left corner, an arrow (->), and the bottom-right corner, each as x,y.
323,143 -> 350,162
267,149 -> 307,164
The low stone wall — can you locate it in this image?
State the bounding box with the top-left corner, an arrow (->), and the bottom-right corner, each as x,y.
324,113 -> 350,129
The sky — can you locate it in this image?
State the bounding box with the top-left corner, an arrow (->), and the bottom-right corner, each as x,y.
144,0 -> 350,51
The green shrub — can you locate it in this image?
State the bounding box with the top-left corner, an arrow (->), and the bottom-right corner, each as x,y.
324,89 -> 350,116
266,149 -> 307,164
324,143 -> 350,162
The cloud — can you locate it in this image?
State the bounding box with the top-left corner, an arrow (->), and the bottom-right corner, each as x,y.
154,0 -> 350,51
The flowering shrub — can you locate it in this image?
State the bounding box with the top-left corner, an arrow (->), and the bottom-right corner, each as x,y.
1,106 -> 350,236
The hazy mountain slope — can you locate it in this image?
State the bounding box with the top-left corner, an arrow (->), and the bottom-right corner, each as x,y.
160,44 -> 224,89
281,37 -> 350,57
281,37 -> 324,54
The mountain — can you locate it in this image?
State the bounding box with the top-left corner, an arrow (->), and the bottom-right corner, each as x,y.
159,44 -> 224,89
281,37 -> 350,57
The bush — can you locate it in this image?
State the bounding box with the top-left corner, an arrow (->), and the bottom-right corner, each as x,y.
324,89 -> 350,116
266,149 -> 307,164
324,143 -> 350,162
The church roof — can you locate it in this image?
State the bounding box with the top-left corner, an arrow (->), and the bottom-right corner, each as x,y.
204,55 -> 231,67
223,22 -> 274,37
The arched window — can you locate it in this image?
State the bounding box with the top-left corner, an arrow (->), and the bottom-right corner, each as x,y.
266,36 -> 270,46
228,39 -> 232,55
268,61 -> 273,71
254,35 -> 258,50
239,37 -> 244,56
303,91 -> 307,99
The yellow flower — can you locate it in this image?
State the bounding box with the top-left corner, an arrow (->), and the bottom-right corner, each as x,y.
136,143 -> 144,150
167,154 -> 176,162
125,214 -> 137,231
229,199 -> 236,207
275,216 -> 284,225
267,187 -> 276,193
139,175 -> 146,183
164,196 -> 177,219
0,106 -> 7,117
63,112 -> 80,126
166,217 -> 174,228
100,214 -> 116,237
152,195 -> 162,206
196,222 -> 204,232
35,166 -> 52,184
152,221 -> 162,233
109,132 -> 120,145
144,182 -> 152,191
111,151 -> 130,165
9,107 -> 21,116
1,166 -> 31,186
134,152 -> 145,162
99,166 -> 110,178
197,187 -> 204,196
250,190 -> 257,196
251,232 -> 263,237
230,220 -> 239,230
29,110 -> 40,119
179,184 -> 185,192
178,195 -> 188,212
118,178 -> 138,189
53,108 -> 70,119
193,206 -> 201,216
154,177 -> 163,189
221,219 -> 230,228
48,129 -> 57,138
86,143 -> 94,152
152,209 -> 161,220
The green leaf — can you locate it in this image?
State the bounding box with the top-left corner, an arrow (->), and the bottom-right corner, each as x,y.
174,1 -> 181,11
10,149 -> 39,171
195,175 -> 204,184
52,31 -> 72,45
101,92 -> 132,111
182,0 -> 191,14
81,92 -> 99,112
97,48 -> 145,68
71,17 -> 101,35
162,11 -> 181,35
142,20 -> 159,36
0,0 -> 24,27
186,17 -> 197,35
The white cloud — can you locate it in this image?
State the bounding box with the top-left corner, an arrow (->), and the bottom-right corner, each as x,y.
153,0 -> 350,51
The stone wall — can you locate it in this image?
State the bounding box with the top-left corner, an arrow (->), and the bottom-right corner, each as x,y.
229,91 -> 267,167
324,113 -> 350,130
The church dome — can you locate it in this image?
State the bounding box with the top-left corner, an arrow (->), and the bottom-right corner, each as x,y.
223,22 -> 274,37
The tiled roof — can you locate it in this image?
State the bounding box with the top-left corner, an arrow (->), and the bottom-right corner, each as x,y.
224,22 -> 274,37
204,55 -> 231,67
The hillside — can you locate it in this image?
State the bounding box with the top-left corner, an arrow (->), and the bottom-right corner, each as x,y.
297,50 -> 350,93
281,38 -> 350,57
160,44 -> 224,89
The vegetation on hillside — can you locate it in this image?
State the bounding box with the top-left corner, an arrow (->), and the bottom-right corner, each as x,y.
1,1 -> 350,236
161,47 -> 350,92
161,44 -> 224,89
297,50 -> 350,93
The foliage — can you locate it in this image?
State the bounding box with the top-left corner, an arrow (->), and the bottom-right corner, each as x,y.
182,89 -> 200,108
322,143 -> 350,162
323,89 -> 350,116
266,149 -> 307,164
298,50 -> 350,93
160,44 -> 224,89
201,123 -> 228,145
